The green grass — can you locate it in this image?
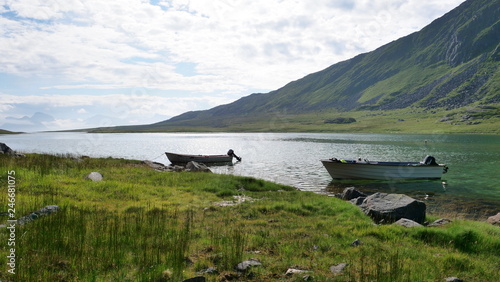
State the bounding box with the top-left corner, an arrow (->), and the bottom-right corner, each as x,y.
1,154 -> 499,281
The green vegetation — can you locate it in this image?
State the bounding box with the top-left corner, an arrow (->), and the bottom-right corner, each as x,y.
91,104 -> 500,134
0,129 -> 22,134
1,154 -> 499,281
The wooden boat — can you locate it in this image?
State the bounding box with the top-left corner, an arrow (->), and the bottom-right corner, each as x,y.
321,155 -> 448,180
165,149 -> 241,165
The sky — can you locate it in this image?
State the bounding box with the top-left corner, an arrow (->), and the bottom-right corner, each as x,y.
0,0 -> 465,132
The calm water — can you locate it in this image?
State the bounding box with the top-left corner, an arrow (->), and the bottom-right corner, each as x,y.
2,132 -> 499,219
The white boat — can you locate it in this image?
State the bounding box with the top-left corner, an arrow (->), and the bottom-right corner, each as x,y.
321,156 -> 448,180
165,149 -> 241,165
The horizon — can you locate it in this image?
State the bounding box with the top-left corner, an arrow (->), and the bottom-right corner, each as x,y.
0,0 -> 465,132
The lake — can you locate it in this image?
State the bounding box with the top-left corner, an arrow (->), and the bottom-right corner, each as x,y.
2,132 -> 499,219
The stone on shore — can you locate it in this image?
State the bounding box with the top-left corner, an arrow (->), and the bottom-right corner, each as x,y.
487,213 -> 500,226
85,172 -> 103,181
359,192 -> 426,224
393,218 -> 423,228
236,259 -> 261,271
0,142 -> 25,157
340,187 -> 367,201
186,161 -> 212,173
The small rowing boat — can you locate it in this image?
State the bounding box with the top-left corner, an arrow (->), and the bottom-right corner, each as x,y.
165,149 -> 241,165
321,155 -> 448,180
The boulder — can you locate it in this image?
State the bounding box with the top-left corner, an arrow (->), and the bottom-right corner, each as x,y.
393,218 -> 423,228
0,142 -> 15,155
235,259 -> 261,271
85,172 -> 103,181
186,161 -> 212,173
0,142 -> 24,157
359,192 -> 426,224
487,213 -> 500,226
340,187 -> 367,201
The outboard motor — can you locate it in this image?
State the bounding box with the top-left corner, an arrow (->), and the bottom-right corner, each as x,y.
227,149 -> 242,162
422,155 -> 437,166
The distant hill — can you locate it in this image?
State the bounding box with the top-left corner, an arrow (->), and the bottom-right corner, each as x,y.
92,0 -> 499,133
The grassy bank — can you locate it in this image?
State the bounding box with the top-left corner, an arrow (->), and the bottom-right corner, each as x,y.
1,154 -> 499,281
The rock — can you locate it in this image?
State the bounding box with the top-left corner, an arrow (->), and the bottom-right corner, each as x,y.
186,161 -> 212,173
340,187 -> 367,201
445,277 -> 463,282
0,142 -> 24,157
236,259 -> 261,271
330,263 -> 349,274
350,239 -> 361,247
359,192 -> 426,224
285,268 -> 310,276
393,218 -> 423,228
143,160 -> 169,171
85,172 -> 103,181
0,142 -> 15,155
17,205 -> 60,225
428,218 -> 452,227
350,197 -> 366,206
487,213 -> 500,226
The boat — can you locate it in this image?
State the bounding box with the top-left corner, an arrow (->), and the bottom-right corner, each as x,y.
321,155 -> 448,180
165,149 -> 241,165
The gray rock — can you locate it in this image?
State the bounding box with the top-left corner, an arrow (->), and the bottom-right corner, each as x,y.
17,205 -> 60,225
487,212 -> 500,226
0,142 -> 15,155
350,197 -> 366,206
393,218 -> 423,228
359,192 -> 426,224
341,187 -> 367,201
330,263 -> 349,274
350,239 -> 361,247
85,172 -> 103,181
285,268 -> 310,276
0,142 -> 23,157
186,161 -> 212,173
428,218 -> 452,227
236,259 -> 261,271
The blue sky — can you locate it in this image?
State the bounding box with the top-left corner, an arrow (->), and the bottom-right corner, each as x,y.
0,0 -> 465,131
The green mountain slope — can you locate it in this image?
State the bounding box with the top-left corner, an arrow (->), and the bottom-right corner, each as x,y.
94,0 -> 499,133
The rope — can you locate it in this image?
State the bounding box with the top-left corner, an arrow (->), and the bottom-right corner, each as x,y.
150,153 -> 166,161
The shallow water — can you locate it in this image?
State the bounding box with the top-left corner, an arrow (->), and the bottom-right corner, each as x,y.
2,132 -> 499,219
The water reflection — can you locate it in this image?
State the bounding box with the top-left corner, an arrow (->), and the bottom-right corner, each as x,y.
324,179 -> 448,201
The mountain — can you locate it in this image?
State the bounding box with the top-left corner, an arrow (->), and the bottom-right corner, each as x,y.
93,0 -> 499,133
1,112 -> 55,132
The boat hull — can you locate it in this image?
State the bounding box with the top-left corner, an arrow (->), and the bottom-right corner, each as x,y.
321,159 -> 446,180
165,152 -> 233,165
